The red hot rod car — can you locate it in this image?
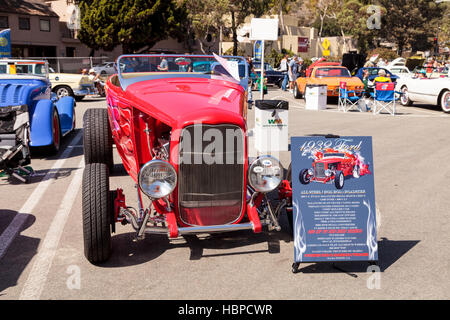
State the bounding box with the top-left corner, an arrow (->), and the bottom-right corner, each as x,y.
299,148 -> 370,189
82,54 -> 293,263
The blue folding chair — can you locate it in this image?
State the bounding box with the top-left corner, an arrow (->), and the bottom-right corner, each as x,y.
338,81 -> 361,112
373,82 -> 396,115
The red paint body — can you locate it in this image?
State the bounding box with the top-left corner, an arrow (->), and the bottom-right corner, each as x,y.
105,74 -> 259,230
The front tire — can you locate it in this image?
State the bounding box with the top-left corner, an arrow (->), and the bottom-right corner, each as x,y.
400,86 -> 413,106
353,165 -> 360,178
48,108 -> 61,154
285,163 -> 293,234
82,163 -> 112,264
299,168 -> 311,185
54,85 -> 74,99
440,90 -> 450,113
83,108 -> 113,171
293,83 -> 302,99
335,170 -> 344,189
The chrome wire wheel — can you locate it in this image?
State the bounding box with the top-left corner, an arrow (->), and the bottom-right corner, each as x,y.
441,91 -> 450,113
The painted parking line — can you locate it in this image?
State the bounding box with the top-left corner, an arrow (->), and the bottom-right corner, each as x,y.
0,131 -> 82,261
19,157 -> 84,300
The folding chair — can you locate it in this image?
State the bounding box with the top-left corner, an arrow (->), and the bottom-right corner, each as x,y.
372,82 -> 396,115
338,81 -> 361,112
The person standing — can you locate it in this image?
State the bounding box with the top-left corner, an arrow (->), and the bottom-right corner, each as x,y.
279,54 -> 289,91
247,56 -> 256,108
296,57 -> 304,78
288,55 -> 298,93
157,55 -> 169,71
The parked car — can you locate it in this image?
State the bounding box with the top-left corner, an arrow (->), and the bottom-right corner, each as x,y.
355,67 -> 399,84
0,59 -> 76,153
91,61 -> 116,75
299,149 -> 371,189
48,67 -> 95,101
252,62 -> 284,87
81,54 -> 293,263
294,62 -> 364,98
396,70 -> 450,113
386,66 -> 413,78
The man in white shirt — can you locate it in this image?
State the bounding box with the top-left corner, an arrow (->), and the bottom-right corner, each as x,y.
279,54 -> 289,91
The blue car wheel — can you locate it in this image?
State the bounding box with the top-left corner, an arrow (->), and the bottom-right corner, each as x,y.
49,108 -> 61,154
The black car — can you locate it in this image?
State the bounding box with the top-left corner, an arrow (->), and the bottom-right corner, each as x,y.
252,62 -> 285,87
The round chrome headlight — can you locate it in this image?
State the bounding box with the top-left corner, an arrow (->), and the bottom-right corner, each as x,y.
248,156 -> 283,193
138,160 -> 177,199
325,169 -> 332,177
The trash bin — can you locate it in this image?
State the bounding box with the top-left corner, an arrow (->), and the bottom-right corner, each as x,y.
305,84 -> 327,110
254,100 -> 289,152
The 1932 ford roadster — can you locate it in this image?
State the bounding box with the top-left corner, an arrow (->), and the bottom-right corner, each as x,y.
299,148 -> 371,189
82,55 -> 293,263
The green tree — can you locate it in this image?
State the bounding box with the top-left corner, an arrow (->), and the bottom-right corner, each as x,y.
181,0 -> 271,56
78,0 -> 188,53
180,0 -> 228,53
378,0 -> 444,55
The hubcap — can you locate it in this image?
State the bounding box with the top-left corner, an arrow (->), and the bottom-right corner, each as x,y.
443,92 -> 450,112
401,88 -> 408,104
57,87 -> 69,98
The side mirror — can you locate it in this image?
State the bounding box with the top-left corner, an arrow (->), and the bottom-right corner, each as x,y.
51,92 -> 58,101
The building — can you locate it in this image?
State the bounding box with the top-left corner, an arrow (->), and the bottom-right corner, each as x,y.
0,0 -> 121,64
221,14 -> 357,60
0,0 -> 61,57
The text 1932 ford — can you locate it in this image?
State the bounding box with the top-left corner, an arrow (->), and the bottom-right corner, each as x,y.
299,149 -> 371,189
82,54 -> 293,263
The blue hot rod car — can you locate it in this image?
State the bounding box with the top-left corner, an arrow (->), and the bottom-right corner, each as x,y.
0,59 -> 76,153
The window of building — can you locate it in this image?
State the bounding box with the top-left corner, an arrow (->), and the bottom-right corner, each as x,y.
66,47 -> 75,57
0,16 -> 8,29
19,17 -> 30,30
40,19 -> 50,32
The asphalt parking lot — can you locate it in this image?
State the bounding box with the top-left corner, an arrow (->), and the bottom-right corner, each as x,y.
1,87 -> 449,300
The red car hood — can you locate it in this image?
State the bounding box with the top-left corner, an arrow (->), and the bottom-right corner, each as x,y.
125,77 -> 246,129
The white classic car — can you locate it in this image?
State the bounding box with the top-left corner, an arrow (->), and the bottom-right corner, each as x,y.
49,67 -> 95,101
387,66 -> 413,79
91,61 -> 116,75
396,71 -> 450,113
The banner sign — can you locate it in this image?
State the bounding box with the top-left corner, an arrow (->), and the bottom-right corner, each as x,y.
291,136 -> 378,263
0,29 -> 12,58
254,40 -> 262,61
298,37 -> 309,53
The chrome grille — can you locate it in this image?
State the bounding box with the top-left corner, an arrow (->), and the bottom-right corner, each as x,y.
178,124 -> 245,226
315,162 -> 325,178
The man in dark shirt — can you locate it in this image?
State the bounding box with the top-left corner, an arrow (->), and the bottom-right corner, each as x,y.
247,56 -> 256,108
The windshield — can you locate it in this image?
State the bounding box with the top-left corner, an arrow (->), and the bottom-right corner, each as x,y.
253,63 -> 273,71
315,67 -> 351,77
323,153 -> 346,158
118,54 -> 248,90
0,60 -> 48,76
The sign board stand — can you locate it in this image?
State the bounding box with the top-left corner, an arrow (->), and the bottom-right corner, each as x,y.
250,18 -> 278,101
290,134 -> 379,274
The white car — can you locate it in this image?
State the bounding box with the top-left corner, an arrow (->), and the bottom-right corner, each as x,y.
48,67 -> 95,101
387,66 -> 413,79
91,62 -> 116,75
396,71 -> 450,113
